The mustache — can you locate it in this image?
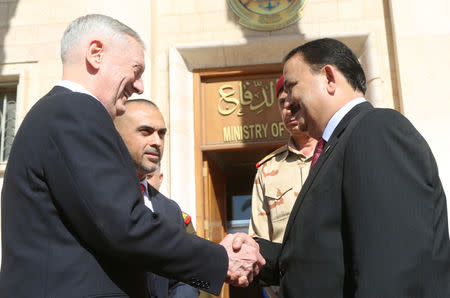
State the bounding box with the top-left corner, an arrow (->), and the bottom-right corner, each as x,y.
144,147 -> 161,158
288,103 -> 301,115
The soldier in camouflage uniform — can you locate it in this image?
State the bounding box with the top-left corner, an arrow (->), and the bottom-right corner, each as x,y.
248,76 -> 317,297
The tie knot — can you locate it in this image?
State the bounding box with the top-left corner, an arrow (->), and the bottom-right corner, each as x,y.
316,138 -> 325,150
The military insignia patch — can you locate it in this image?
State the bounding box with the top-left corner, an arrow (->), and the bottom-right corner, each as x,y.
182,211 -> 192,225
227,0 -> 307,31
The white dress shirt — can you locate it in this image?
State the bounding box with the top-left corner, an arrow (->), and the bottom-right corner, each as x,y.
140,180 -> 154,211
322,97 -> 366,142
55,80 -> 99,101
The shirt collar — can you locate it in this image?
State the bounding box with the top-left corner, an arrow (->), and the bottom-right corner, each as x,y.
322,97 -> 366,142
140,179 -> 154,211
55,80 -> 99,101
286,137 -> 312,160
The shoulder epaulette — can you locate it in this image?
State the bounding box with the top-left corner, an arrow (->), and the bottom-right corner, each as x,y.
256,145 -> 288,169
182,211 -> 191,225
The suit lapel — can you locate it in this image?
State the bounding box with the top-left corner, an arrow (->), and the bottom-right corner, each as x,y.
282,102 -> 373,244
147,183 -> 161,212
327,101 -> 372,144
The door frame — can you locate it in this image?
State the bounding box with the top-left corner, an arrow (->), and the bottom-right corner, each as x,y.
193,64 -> 284,297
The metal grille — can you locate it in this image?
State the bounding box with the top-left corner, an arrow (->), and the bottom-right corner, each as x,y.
0,84 -> 17,162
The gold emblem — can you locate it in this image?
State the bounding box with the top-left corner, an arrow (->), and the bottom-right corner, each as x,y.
227,0 -> 307,31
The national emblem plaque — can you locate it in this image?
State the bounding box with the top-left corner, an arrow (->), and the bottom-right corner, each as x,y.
227,0 -> 307,31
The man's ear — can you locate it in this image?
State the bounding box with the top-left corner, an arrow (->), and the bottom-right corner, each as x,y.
86,40 -> 104,70
323,65 -> 337,95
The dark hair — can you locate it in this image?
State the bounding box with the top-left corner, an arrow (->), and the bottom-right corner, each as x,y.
283,38 -> 366,94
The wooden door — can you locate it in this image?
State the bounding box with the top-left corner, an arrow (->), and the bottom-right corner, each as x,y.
202,153 -> 229,298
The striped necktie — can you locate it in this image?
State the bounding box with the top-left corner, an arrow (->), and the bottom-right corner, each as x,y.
140,184 -> 146,198
310,138 -> 326,170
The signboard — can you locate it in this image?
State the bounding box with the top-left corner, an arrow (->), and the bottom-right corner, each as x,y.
200,74 -> 289,147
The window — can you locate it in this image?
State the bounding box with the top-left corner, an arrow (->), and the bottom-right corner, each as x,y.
0,83 -> 17,162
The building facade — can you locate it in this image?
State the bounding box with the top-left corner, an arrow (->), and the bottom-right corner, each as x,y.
1,0 -> 449,296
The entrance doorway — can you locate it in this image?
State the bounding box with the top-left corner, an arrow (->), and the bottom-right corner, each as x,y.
203,146 -> 278,298
204,148 -> 274,233
193,65 -> 287,297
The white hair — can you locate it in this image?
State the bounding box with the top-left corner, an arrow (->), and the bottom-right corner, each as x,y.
60,14 -> 144,63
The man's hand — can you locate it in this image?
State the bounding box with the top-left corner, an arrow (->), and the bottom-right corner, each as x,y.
220,233 -> 265,287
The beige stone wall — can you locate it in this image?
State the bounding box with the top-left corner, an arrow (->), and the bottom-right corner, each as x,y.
0,0 -> 449,247
152,0 -> 397,111
389,0 -> 450,199
0,0 -> 152,118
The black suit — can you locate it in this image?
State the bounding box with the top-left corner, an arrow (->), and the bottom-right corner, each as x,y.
257,102 -> 450,297
146,184 -> 199,298
0,87 -> 227,298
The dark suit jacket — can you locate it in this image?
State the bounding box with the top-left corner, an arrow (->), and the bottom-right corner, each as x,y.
0,87 -> 227,298
147,184 -> 199,298
257,102 -> 450,297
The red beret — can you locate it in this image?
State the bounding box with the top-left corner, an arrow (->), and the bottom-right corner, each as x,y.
275,75 -> 284,98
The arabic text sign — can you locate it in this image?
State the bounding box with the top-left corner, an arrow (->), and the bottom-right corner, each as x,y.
201,76 -> 289,146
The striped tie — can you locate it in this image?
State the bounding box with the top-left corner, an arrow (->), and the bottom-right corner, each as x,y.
140,184 -> 146,198
310,138 -> 325,170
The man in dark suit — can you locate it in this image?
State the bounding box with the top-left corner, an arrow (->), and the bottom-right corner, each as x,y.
0,14 -> 264,298
147,168 -> 212,298
115,99 -> 199,297
253,38 -> 450,297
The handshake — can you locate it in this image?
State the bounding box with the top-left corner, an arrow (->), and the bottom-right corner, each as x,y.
219,233 -> 266,287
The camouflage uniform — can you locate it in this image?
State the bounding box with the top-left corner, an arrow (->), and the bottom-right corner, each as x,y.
249,137 -> 313,243
249,138 -> 312,298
